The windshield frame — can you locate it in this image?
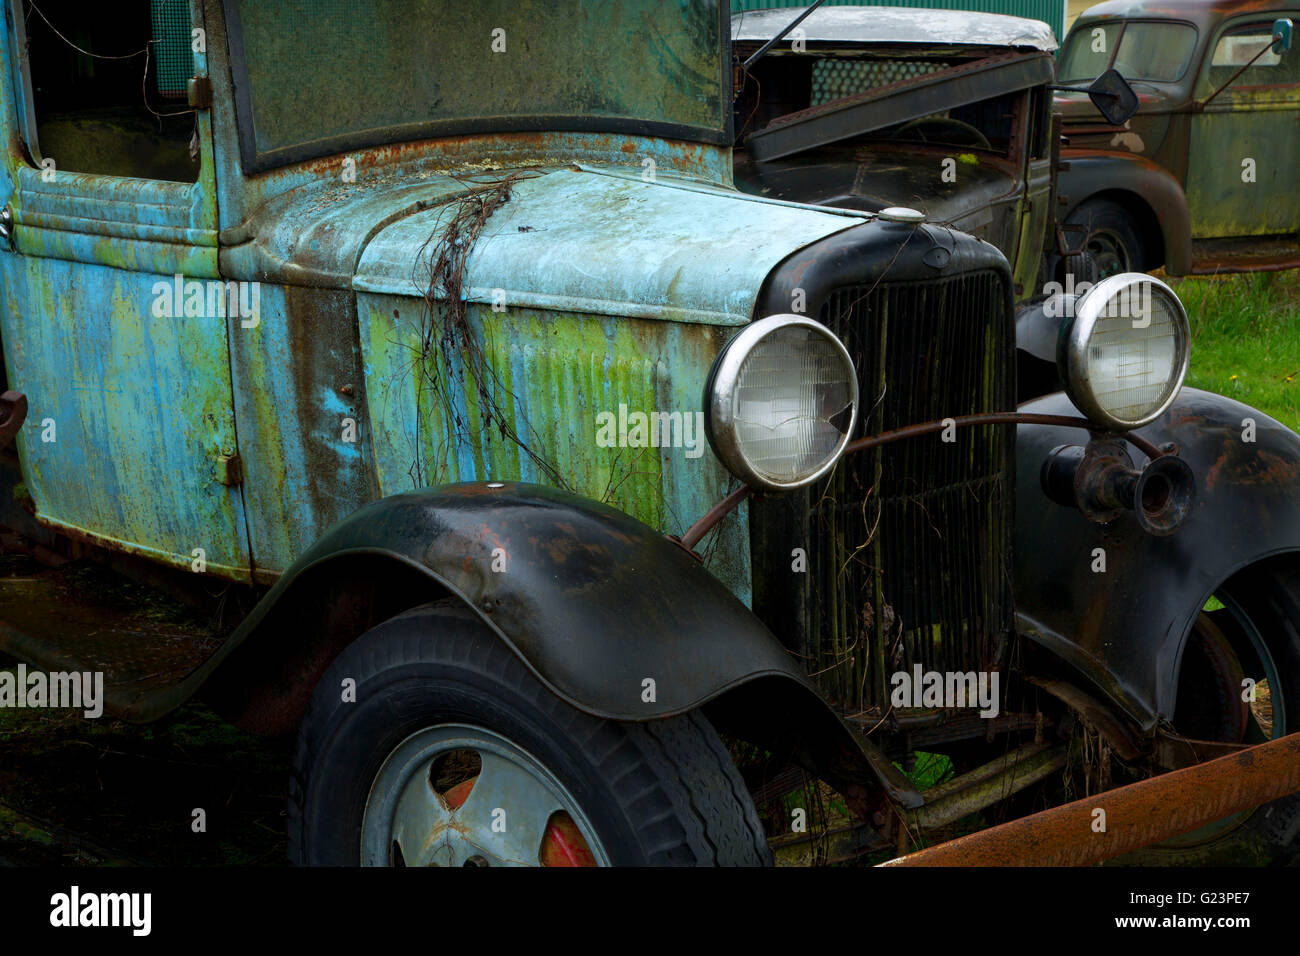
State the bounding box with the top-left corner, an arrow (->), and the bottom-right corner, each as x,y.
222,0 -> 733,174
1059,17 -> 1200,85
744,48 -> 1052,163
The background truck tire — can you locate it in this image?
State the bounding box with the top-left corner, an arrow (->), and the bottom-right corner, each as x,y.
1061,197 -> 1148,280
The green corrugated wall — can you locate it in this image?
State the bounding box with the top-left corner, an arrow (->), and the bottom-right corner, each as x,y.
731,1 -> 1066,45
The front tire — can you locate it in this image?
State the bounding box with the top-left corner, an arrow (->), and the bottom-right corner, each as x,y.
288,601 -> 771,866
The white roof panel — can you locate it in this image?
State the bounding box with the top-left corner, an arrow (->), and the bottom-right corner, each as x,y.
732,6 -> 1059,52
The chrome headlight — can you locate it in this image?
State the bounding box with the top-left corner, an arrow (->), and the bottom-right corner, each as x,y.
705,315 -> 858,491
1059,273 -> 1190,430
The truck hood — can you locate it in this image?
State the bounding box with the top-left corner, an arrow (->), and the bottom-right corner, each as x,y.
1055,85 -> 1179,124
223,163 -> 870,327
1055,87 -> 1177,156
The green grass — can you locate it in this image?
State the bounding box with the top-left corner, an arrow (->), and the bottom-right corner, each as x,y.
900,750 -> 953,790
1172,270 -> 1300,430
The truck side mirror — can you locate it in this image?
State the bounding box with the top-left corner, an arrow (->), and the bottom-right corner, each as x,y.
1274,18 -> 1293,55
1088,69 -> 1139,126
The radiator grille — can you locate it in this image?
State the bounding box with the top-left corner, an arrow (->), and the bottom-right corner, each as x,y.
757,271 -> 1015,716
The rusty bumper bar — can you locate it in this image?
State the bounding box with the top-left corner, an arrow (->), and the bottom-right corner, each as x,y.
881,732 -> 1300,866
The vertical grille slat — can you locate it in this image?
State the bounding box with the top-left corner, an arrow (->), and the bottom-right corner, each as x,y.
755,270 -> 1014,717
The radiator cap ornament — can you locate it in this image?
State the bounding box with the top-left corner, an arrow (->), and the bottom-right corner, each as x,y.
877,206 -> 927,223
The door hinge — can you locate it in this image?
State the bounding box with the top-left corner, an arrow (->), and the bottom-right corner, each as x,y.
188,76 -> 213,110
0,390 -> 27,447
215,452 -> 243,487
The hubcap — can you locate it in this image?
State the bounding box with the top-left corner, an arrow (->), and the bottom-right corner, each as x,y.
1084,230 -> 1130,279
361,724 -> 609,866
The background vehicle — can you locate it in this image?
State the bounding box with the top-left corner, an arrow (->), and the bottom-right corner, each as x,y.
730,5 -> 1192,292
732,6 -> 1061,301
0,0 -> 1297,866
1059,0 -> 1299,274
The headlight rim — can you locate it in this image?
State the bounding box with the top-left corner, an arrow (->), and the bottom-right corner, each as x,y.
705,313 -> 859,493
1060,272 -> 1190,431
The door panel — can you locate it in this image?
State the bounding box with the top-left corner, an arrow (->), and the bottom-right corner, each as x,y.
0,253 -> 251,579
1015,154 -> 1053,296
0,2 -> 252,580
1187,16 -> 1300,238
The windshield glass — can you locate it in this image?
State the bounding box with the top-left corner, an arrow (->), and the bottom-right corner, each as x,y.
1059,20 -> 1197,83
225,0 -> 727,171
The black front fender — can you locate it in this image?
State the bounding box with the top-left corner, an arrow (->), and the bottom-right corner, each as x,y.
1015,389 -> 1300,729
199,481 -> 919,807
275,481 -> 800,721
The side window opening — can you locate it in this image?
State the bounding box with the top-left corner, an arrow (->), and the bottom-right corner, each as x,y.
1206,21 -> 1300,91
18,0 -> 198,182
1027,86 -> 1050,160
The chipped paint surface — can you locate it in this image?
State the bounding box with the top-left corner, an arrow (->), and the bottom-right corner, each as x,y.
228,285 -> 379,581
0,256 -> 251,579
358,295 -> 753,599
0,12 -> 248,576
354,166 -> 866,325
0,0 -> 875,602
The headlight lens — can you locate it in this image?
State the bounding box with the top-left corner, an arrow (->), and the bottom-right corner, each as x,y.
705,315 -> 858,491
1059,273 -> 1190,430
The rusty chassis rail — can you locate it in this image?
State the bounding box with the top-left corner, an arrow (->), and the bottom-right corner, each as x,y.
680,412 -> 1166,549
770,739 -> 1068,865
881,731 -> 1300,866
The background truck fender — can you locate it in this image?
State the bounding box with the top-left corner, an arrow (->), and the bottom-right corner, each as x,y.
1057,149 -> 1193,276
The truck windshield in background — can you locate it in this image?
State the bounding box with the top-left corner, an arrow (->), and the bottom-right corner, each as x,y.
1059,19 -> 1198,83
223,0 -> 728,171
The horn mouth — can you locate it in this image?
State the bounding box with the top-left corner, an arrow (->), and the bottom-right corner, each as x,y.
1040,440 -> 1196,536
1134,454 -> 1196,536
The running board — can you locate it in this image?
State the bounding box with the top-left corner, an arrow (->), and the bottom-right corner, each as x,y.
1189,235 -> 1300,274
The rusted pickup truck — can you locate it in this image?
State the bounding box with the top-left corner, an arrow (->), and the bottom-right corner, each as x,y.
732,6 -> 1064,300
0,0 -> 1296,867
730,5 -> 1194,290
1059,0 -> 1299,274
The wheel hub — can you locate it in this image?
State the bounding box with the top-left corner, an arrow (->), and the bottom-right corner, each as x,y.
360,724 -> 607,867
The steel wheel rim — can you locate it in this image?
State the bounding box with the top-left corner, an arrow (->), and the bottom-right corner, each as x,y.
360,723 -> 610,866
1084,230 -> 1130,278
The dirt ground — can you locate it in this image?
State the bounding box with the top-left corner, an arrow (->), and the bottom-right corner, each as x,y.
0,651 -> 289,866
